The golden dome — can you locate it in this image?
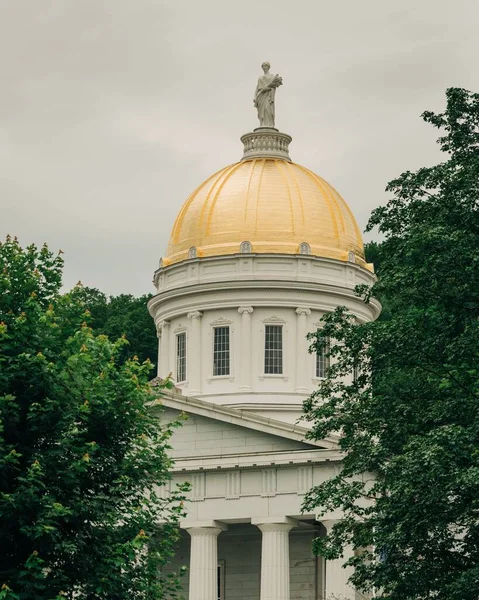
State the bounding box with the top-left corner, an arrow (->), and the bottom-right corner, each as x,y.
164,158 -> 372,271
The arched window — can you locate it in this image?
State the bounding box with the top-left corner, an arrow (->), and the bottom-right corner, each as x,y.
348,251 -> 356,263
188,246 -> 197,259
299,242 -> 311,255
240,241 -> 252,254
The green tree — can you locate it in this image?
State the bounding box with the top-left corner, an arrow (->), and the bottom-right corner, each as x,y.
0,237 -> 187,599
302,88 -> 479,600
70,287 -> 157,367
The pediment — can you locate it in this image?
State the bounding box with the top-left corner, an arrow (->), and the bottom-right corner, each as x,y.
160,407 -> 321,459
150,392 -> 336,460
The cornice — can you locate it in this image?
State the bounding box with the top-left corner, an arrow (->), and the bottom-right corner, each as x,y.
170,448 -> 343,473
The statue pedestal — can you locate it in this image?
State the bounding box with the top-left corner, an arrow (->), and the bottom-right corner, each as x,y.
240,129 -> 292,162
253,127 -> 279,133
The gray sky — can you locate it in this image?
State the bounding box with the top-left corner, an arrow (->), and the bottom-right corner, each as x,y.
1,0 -> 477,296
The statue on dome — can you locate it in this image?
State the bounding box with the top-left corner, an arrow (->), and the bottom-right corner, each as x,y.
253,62 -> 283,128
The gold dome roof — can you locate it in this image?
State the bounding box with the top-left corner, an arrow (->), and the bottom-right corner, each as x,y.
164,158 -> 372,271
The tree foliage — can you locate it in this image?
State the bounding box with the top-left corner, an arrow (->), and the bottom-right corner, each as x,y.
0,237 -> 187,599
69,286 -> 157,367
303,88 -> 479,599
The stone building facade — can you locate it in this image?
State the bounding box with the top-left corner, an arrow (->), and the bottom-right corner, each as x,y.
148,123 -> 380,600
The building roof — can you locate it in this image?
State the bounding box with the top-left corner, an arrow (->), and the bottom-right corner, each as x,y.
163,157 -> 371,271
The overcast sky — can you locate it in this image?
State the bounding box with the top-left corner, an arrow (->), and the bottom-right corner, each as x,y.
1,0 -> 477,296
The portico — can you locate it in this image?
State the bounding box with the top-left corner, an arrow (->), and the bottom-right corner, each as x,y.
175,517 -> 354,600
154,392 -> 357,600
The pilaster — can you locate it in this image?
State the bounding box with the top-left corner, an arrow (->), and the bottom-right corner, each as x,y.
187,311 -> 203,396
158,320 -> 170,377
238,305 -> 254,392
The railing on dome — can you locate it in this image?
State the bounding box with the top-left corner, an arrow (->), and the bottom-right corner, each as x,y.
240,127 -> 292,162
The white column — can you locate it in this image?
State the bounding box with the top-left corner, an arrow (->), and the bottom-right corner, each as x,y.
238,306 -> 253,391
158,320 -> 170,378
253,518 -> 295,600
187,311 -> 203,396
186,525 -> 225,600
295,307 -> 311,393
156,326 -> 162,377
322,519 -> 355,599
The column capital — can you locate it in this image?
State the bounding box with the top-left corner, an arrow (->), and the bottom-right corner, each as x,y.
295,307 -> 311,316
186,527 -> 224,538
256,522 -> 294,534
187,310 -> 203,319
159,319 -> 171,330
238,305 -> 254,314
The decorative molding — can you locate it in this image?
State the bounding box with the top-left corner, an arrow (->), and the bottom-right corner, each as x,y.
262,316 -> 286,324
187,310 -> 203,320
225,470 -> 241,499
190,472 -> 206,502
259,374 -> 289,382
295,307 -> 311,316
297,465 -> 313,495
173,323 -> 186,333
209,316 -> 232,326
241,128 -> 292,162
238,305 -> 254,315
261,468 -> 277,497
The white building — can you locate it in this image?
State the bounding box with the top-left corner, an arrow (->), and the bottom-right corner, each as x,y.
148,123 -> 380,600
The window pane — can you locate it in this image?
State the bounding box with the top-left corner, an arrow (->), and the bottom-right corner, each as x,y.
176,332 -> 186,382
316,336 -> 330,378
213,326 -> 230,376
264,325 -> 283,374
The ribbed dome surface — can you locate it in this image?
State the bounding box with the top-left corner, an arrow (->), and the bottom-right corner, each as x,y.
164,158 -> 371,271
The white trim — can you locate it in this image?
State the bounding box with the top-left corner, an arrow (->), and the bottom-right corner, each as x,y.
169,448 -> 342,472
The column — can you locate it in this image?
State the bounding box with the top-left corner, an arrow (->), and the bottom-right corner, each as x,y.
238,306 -> 253,392
322,519 -> 355,599
158,320 -> 170,378
187,311 -> 203,396
295,307 -> 311,393
156,325 -> 162,377
185,523 -> 226,600
252,518 -> 296,600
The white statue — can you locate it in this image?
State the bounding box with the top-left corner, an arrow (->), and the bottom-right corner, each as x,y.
253,62 -> 283,128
